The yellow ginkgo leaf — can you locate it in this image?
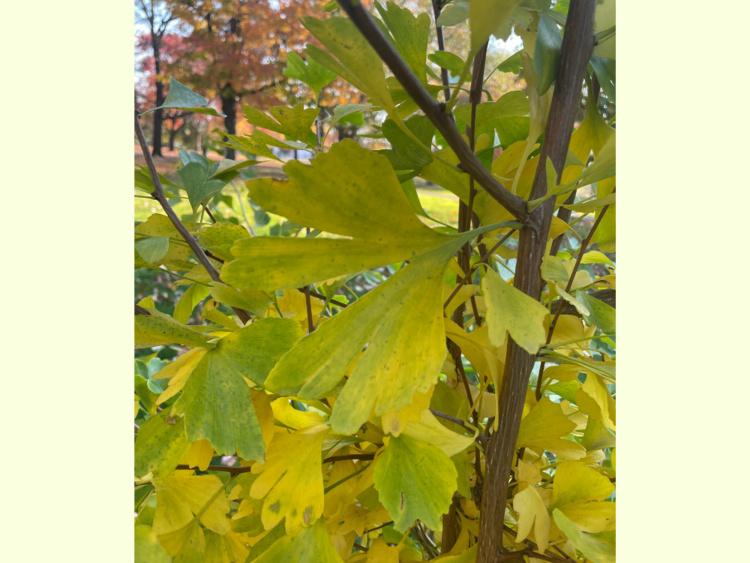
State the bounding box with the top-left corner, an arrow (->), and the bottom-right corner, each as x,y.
517,398 -> 586,459
577,373 -> 616,431
401,410 -> 474,457
181,439 -> 214,471
552,461 -> 614,507
153,473 -> 230,540
513,485 -> 551,552
271,398 -> 327,430
367,538 -> 401,562
250,426 -> 328,534
560,501 -> 616,533
481,268 -> 549,354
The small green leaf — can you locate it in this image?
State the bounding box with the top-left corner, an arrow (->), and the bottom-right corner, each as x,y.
283,51 -> 337,97
377,1 -> 431,83
374,434 -> 457,532
147,78 -> 224,117
534,13 -> 563,95
428,51 -> 465,75
135,236 -> 169,264
578,292 -> 616,334
178,162 -> 226,212
496,50 -> 524,74
437,0 -> 469,27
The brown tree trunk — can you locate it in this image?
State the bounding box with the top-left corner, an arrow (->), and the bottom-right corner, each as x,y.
475,2 -> 595,561
221,84 -> 237,159
151,38 -> 164,157
152,80 -> 164,156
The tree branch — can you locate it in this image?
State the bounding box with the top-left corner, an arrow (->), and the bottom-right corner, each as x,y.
477,2 -> 596,561
335,0 -> 528,223
134,111 -> 251,324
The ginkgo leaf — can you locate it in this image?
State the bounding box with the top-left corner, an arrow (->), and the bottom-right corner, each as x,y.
197,222 -> 250,262
269,245 -> 461,435
513,485 -> 551,552
304,17 -> 396,115
153,473 -> 230,538
253,520 -> 342,563
229,141 -> 496,434
373,434 -> 457,532
270,398 -> 327,430
577,373 -> 616,431
179,161 -> 226,212
181,439 -> 214,471
553,509 -> 615,563
244,103 -> 318,146
482,268 -> 549,354
552,462 -> 614,507
173,319 -> 302,461
433,544 -> 478,562
517,398 -> 586,459
402,410 -> 474,457
157,519 -> 206,558
135,414 -> 188,479
146,77 -> 223,117
204,529 -> 250,563
376,1 -> 430,83
283,51 -> 337,97
249,426 -> 328,534
135,313 -> 214,349
469,0 -> 521,52
134,524 -> 171,563
135,236 -> 170,264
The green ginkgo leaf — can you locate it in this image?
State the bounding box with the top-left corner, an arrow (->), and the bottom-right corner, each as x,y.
135,414 -> 188,479
144,77 -> 224,117
373,434 -> 457,532
179,162 -> 226,212
172,319 -> 303,461
376,1 -> 431,83
283,51 -> 337,97
244,103 -> 318,146
303,17 -> 397,115
481,268 -> 549,354
135,236 -> 170,264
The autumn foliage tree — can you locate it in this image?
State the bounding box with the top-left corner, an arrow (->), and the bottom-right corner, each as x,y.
134,0 -> 616,561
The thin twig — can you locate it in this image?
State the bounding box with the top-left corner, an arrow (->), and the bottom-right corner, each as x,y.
335,0 -> 528,223
430,408 -> 474,433
134,111 -> 250,324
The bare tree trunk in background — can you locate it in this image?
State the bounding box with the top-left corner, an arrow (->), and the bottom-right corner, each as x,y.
151,44 -> 164,157
221,83 -> 238,159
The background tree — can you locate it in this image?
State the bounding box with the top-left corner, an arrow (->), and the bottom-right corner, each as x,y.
136,0 -> 175,156
163,0 -> 325,158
